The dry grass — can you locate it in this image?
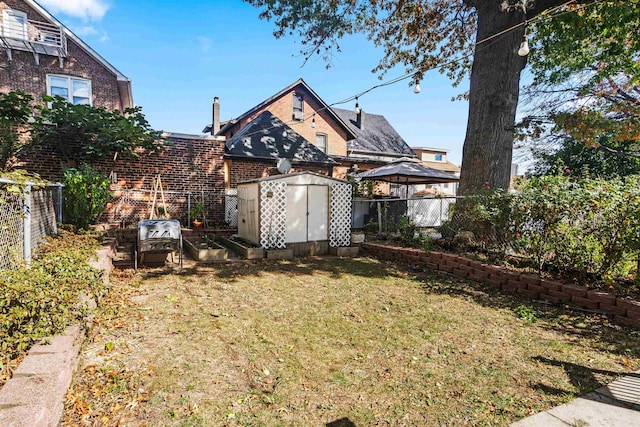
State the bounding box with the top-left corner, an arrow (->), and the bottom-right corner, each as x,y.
62,257 -> 640,426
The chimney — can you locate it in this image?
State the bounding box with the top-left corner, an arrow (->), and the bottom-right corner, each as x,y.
356,109 -> 365,130
212,97 -> 220,135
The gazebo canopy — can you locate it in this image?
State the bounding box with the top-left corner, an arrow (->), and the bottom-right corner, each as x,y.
357,157 -> 459,185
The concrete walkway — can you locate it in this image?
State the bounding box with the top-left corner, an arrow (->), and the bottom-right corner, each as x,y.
511,371 -> 640,426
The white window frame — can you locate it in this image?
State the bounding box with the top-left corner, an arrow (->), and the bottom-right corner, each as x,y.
315,133 -> 327,153
46,75 -> 92,106
2,9 -> 28,40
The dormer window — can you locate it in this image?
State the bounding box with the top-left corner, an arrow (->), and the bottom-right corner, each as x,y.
434,154 -> 443,161
292,93 -> 303,121
47,75 -> 92,105
2,9 -> 28,40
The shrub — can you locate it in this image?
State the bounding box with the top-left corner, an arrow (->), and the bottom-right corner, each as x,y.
398,216 -> 418,246
449,185 -> 514,252
63,165 -> 112,229
0,230 -> 104,374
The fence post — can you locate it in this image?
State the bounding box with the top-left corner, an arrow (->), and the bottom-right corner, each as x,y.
57,184 -> 63,223
187,192 -> 192,225
23,184 -> 32,265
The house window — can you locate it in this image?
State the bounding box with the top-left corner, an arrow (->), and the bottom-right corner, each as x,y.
47,75 -> 92,105
315,133 -> 327,153
2,9 -> 28,40
292,93 -> 303,121
434,154 -> 443,161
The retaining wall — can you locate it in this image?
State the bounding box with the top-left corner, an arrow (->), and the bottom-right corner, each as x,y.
0,241 -> 115,426
362,243 -> 640,329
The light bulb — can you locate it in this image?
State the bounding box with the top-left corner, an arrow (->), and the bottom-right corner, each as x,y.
413,82 -> 421,94
355,102 -> 361,114
311,116 -> 316,128
518,34 -> 530,57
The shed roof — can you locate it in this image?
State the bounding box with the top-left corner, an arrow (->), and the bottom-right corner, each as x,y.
238,171 -> 348,185
225,111 -> 337,165
332,108 -> 416,157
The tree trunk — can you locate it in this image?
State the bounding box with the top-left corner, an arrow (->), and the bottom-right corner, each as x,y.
458,2 -> 528,193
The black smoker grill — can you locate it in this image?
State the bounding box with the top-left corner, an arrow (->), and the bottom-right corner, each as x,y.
135,219 -> 183,269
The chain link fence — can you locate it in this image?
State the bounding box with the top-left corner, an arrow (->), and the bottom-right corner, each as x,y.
103,189 -> 238,228
0,180 -> 62,269
352,196 -> 460,232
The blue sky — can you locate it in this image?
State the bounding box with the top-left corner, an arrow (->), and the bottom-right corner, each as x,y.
39,0 -> 470,164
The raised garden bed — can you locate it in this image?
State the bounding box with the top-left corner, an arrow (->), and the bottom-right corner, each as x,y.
183,238 -> 228,263
218,236 -> 265,260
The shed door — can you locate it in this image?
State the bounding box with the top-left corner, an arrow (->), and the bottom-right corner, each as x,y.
286,185 -> 307,243
285,185 -> 329,243
307,185 -> 328,241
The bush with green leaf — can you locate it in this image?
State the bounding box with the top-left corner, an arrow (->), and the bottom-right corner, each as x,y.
0,231 -> 104,378
0,91 -> 33,171
445,171 -> 640,285
448,184 -> 514,252
398,215 -> 418,246
63,165 -> 112,229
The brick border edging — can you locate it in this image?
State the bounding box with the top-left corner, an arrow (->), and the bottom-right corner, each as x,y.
0,241 -> 115,427
361,243 -> 640,329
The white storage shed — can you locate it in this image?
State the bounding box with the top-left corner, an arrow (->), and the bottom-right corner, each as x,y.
236,172 -> 352,251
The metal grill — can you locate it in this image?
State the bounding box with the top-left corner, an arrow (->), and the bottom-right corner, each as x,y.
135,219 -> 182,269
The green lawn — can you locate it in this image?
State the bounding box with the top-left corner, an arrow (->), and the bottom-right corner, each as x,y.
62,257 -> 639,426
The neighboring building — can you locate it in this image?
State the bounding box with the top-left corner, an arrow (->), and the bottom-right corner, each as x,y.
203,78 -> 416,190
0,0 -> 132,111
411,147 -> 460,196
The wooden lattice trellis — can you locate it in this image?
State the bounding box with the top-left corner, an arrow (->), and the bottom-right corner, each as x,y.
330,183 -> 352,247
259,181 -> 287,249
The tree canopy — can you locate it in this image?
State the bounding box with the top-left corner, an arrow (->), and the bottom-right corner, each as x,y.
0,91 -> 33,171
33,96 -> 164,164
519,1 -> 640,175
246,0 -> 640,191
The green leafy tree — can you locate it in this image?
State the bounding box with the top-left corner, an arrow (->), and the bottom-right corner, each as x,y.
243,0 -> 640,192
518,2 -> 640,171
33,96 -> 164,164
531,136 -> 640,178
62,165 -> 112,229
0,91 -> 34,171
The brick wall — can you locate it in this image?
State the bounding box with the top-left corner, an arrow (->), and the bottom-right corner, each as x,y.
0,0 -> 126,111
362,243 -> 640,329
20,134 -> 226,192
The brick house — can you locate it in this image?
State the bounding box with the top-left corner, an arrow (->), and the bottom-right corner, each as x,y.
203,79 -> 417,189
0,0 -> 132,110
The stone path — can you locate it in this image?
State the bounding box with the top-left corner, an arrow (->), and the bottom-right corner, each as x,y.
511,371 -> 640,426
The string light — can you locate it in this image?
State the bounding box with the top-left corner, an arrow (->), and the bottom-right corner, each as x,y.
518,34 -> 530,56
311,115 -> 316,128
413,82 -> 421,94
227,0 -> 597,141
518,0 -> 530,57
